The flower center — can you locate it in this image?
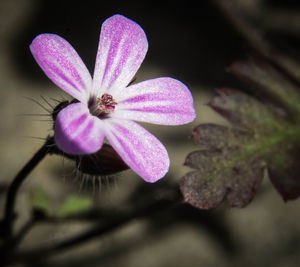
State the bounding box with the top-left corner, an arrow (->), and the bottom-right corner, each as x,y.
97,93 -> 117,113
88,93 -> 117,118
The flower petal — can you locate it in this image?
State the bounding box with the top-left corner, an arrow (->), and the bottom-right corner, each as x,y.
55,102 -> 105,155
92,14 -> 148,96
113,78 -> 196,125
30,34 -> 92,104
104,119 -> 169,182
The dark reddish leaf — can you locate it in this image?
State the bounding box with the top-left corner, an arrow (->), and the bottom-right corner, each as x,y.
182,71 -> 300,208
227,59 -> 300,117
192,123 -> 251,150
208,88 -> 277,130
181,172 -> 226,210
268,148 -> 300,201
181,5 -> 300,207
225,158 -> 265,208
181,139 -> 265,209
184,150 -> 222,172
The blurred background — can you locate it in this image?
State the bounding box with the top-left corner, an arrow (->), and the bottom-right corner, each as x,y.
1,0 -> 300,266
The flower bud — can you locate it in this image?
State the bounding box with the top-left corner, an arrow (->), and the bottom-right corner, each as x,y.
50,100 -> 129,176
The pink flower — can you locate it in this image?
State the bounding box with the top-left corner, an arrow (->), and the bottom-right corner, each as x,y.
30,14 -> 196,182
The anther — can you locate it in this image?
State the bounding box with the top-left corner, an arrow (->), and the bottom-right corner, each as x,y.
97,93 -> 117,114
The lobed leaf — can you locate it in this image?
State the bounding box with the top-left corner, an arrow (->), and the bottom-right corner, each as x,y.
181,171 -> 226,210
228,59 -> 300,116
208,88 -> 279,131
182,81 -> 300,209
224,158 -> 265,208
181,123 -> 266,209
268,147 -> 300,201
191,123 -> 251,150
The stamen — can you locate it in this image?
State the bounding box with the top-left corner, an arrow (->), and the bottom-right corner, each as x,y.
97,93 -> 117,114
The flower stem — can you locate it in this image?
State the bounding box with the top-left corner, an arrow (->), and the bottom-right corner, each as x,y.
1,136 -> 54,241
211,0 -> 300,86
9,190 -> 181,263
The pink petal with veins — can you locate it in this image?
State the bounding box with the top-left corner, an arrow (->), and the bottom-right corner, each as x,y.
114,78 -> 196,125
55,102 -> 105,155
30,34 -> 92,104
30,14 -> 197,183
92,14 -> 148,96
104,118 -> 169,182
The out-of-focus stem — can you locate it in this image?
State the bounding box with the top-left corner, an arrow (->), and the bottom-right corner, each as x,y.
211,0 -> 269,55
5,188 -> 182,264
211,0 -> 300,85
1,136 -> 54,241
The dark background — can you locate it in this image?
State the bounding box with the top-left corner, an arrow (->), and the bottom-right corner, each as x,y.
12,1 -> 250,88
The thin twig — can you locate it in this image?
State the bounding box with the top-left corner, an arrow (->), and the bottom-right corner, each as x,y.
0,136 -> 55,242
7,191 -> 181,264
211,0 -> 300,84
11,218 -> 36,248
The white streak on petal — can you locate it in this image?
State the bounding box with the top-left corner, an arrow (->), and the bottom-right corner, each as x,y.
113,77 -> 196,125
30,34 -> 92,103
55,102 -> 105,155
104,118 -> 169,182
92,15 -> 148,96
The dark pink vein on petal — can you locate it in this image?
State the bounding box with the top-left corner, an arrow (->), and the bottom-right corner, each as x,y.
111,123 -> 142,166
77,119 -> 95,140
46,61 -> 82,92
119,93 -> 171,104
68,113 -> 88,132
126,106 -> 193,115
